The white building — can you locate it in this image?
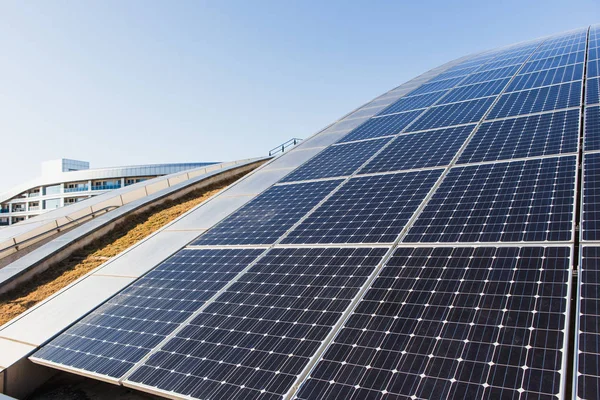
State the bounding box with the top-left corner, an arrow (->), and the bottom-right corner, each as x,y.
0,158 -> 216,226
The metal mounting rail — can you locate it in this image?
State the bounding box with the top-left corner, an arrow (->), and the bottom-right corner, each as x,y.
268,138 -> 303,156
0,205 -> 119,256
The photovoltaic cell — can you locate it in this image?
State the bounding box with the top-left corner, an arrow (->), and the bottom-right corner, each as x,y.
31,248 -> 266,379
281,138 -> 390,183
378,91 -> 447,115
125,247 -> 388,400
406,97 -> 496,132
282,169 -> 442,244
487,82 -> 582,119
360,125 -> 474,174
438,78 -> 511,105
458,109 -> 580,164
577,246 -> 600,400
297,246 -> 571,400
460,65 -> 521,86
337,110 -> 423,143
588,77 -> 600,105
192,179 -> 341,246
583,153 -> 600,241
506,63 -> 584,92
586,106 -> 600,151
404,156 -> 576,243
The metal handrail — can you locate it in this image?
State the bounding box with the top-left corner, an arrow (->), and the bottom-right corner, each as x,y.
268,138 -> 303,156
0,205 -> 119,255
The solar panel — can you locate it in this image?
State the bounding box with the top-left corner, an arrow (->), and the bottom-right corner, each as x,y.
519,52 -> 585,74
478,55 -> 530,71
360,125 -> 474,174
296,246 -> 571,400
428,65 -> 481,83
124,247 -> 389,400
506,63 -> 584,92
406,77 -> 465,97
460,65 -> 521,86
438,78 -> 511,105
406,97 -> 496,132
585,106 -> 600,151
577,246 -> 600,400
281,138 -> 390,183
583,153 -> 600,241
31,248 -> 266,379
458,109 -> 580,164
337,110 -> 423,143
192,179 -> 341,246
588,77 -> 600,105
404,156 -> 576,243
530,45 -> 586,59
378,91 -> 448,115
282,169 -> 443,244
487,82 -> 582,120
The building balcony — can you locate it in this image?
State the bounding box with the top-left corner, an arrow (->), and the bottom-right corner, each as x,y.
0,208 -> 9,214
92,184 -> 121,191
28,192 -> 40,198
11,209 -> 26,213
65,186 -> 89,193
29,206 -> 40,211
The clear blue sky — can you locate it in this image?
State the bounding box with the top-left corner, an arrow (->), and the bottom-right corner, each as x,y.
0,0 -> 598,191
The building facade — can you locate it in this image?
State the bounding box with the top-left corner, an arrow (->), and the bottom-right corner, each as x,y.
0,159 -> 216,226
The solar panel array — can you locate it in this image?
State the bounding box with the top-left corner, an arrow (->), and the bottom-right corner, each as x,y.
30,26 -> 599,400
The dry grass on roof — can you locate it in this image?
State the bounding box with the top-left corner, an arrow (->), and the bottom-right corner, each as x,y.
0,170 -> 253,326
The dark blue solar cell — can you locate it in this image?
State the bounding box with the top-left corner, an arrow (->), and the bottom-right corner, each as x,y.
297,246 -> 570,400
125,247 -> 388,400
406,77 -> 465,97
438,78 -> 510,104
282,169 -> 442,244
487,82 -> 581,119
338,110 -> 423,143
460,65 -> 521,86
506,63 -> 584,92
589,58 -> 600,78
404,156 -> 576,243
378,91 -> 447,115
192,179 -> 341,245
360,125 -> 474,174
578,246 -> 600,400
458,109 -> 580,164
588,77 -> 600,105
281,138 -> 390,182
586,106 -> 600,151
583,153 -> 600,241
519,52 -> 585,74
406,97 -> 496,132
31,248 -> 266,379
